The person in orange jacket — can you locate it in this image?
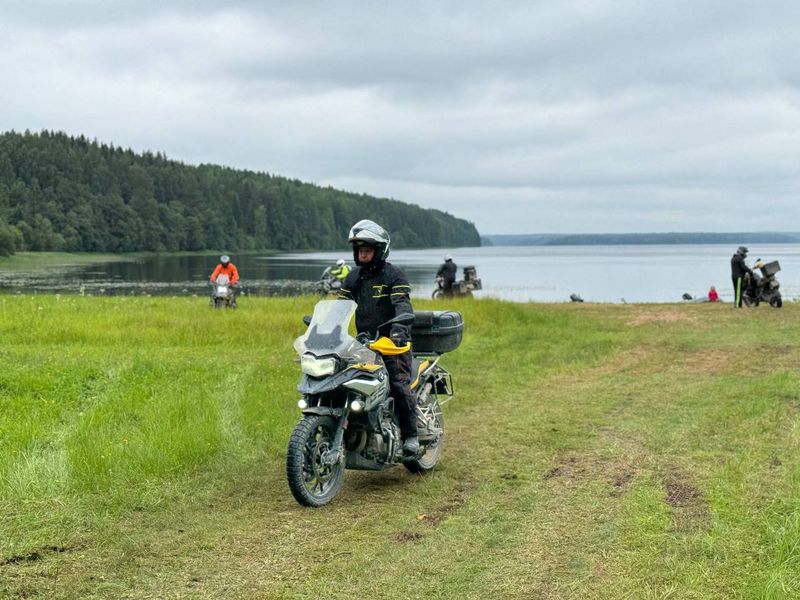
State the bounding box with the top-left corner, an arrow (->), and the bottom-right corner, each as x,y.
210,255 -> 240,306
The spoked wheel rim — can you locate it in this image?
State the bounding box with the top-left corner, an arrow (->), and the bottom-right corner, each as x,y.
303,429 -> 340,497
287,415 -> 344,507
416,403 -> 444,469
405,398 -> 445,473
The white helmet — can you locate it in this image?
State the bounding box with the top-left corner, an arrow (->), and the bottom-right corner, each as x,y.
444,254 -> 452,261
336,259 -> 345,267
220,255 -> 230,264
348,219 -> 390,261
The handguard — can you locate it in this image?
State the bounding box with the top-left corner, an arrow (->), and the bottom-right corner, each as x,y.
370,336 -> 411,355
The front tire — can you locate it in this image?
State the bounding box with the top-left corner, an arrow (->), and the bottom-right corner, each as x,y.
432,289 -> 445,300
287,415 -> 344,507
213,297 -> 224,309
769,294 -> 783,308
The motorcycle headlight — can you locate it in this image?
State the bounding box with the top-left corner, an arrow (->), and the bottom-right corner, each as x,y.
218,286 -> 228,294
301,354 -> 337,377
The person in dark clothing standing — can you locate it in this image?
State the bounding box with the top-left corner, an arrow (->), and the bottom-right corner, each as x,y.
436,254 -> 457,296
338,220 -> 419,455
731,246 -> 753,308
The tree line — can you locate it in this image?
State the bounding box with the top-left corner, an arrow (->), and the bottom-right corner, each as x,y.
483,232 -> 800,246
0,130 -> 481,256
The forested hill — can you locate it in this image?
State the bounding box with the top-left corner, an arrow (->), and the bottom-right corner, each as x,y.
483,232 -> 800,246
0,130 -> 480,256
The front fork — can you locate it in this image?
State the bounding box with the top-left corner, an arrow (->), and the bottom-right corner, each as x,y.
320,407 -> 350,467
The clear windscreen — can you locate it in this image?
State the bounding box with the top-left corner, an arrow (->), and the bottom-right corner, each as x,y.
294,300 -> 357,356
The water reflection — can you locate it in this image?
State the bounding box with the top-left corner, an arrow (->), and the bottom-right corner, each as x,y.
0,252 -> 443,298
2,245 -> 798,303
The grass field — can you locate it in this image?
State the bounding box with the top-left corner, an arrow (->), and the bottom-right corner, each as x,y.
1,295 -> 798,599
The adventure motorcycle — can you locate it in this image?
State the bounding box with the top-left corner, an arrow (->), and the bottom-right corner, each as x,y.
743,260 -> 782,308
210,274 -> 236,309
432,265 -> 482,299
286,299 -> 462,507
314,267 -> 343,296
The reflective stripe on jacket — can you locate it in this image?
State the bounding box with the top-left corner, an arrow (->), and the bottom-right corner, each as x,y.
338,262 -> 413,339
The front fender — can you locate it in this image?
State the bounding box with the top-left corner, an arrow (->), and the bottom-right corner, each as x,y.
301,406 -> 344,417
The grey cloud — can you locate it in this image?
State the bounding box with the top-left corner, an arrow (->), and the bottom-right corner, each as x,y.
2,1 -> 799,233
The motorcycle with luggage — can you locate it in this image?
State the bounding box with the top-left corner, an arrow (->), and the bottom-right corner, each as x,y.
286,299 -> 463,507
432,265 -> 482,299
743,259 -> 783,308
314,267 -> 343,296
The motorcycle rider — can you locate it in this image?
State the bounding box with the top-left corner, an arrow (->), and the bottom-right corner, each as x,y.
329,258 -> 350,281
730,246 -> 753,308
338,220 -> 419,455
210,255 -> 240,306
436,254 -> 457,296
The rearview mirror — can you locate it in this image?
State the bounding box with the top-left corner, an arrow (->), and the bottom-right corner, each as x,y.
302,315 -> 312,326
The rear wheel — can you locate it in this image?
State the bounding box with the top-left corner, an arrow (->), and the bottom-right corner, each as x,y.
287,415 -> 344,507
769,294 -> 783,308
405,396 -> 444,474
742,295 -> 758,307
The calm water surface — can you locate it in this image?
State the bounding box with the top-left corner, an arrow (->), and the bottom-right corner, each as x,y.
3,245 -> 799,303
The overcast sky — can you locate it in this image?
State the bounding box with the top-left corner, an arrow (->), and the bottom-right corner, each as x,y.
2,1 -> 799,235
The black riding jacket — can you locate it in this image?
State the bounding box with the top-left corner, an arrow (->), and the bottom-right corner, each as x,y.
731,254 -> 752,279
437,260 -> 457,283
338,261 -> 413,338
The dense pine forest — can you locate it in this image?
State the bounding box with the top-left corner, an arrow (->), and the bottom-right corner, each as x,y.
0,130 -> 480,256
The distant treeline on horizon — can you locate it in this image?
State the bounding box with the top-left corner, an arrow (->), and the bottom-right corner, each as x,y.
0,130 -> 480,256
482,232 -> 800,247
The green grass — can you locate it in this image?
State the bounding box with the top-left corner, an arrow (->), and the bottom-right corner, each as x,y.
1,297 -> 799,599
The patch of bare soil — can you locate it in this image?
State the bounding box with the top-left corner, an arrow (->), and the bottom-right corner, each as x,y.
627,309 -> 698,327
781,393 -> 800,412
0,545 -> 71,566
393,531 -> 425,543
543,453 -> 638,497
679,348 -> 738,375
661,467 -> 709,532
413,482 -> 474,527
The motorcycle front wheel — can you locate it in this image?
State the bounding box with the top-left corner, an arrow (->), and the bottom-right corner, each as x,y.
769,294 -> 783,308
213,297 -> 224,309
431,289 -> 445,300
286,415 -> 344,507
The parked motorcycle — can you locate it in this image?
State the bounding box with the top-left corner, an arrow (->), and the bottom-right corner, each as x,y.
210,274 -> 236,309
314,267 -> 343,296
743,259 -> 782,308
286,299 -> 463,507
432,265 -> 482,299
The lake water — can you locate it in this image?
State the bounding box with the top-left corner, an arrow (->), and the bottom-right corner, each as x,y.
3,244 -> 799,303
